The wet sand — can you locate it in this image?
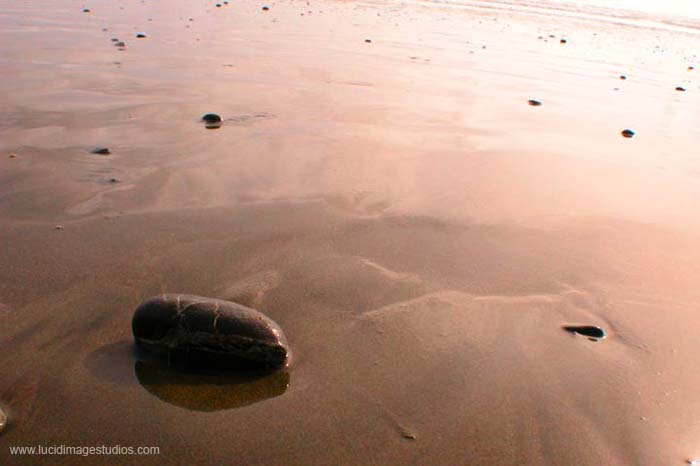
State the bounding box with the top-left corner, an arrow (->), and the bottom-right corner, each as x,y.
1,0 -> 700,464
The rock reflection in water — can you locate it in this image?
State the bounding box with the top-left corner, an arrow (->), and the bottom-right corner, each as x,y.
134,360 -> 289,411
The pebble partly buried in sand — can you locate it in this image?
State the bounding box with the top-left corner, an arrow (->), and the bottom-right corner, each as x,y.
201,113 -> 222,123
528,99 -> 542,106
132,294 -> 289,370
563,325 -> 606,340
201,113 -> 223,129
621,129 -> 635,138
92,147 -> 111,155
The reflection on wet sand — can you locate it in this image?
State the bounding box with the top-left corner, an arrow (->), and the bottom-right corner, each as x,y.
134,360 -> 289,412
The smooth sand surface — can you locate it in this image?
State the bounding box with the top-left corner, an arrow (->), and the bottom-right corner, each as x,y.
1,0 -> 700,464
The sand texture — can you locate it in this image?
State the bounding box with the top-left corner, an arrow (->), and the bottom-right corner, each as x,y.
1,0 -> 700,464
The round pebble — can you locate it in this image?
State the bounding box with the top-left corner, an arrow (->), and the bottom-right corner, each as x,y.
528,99 -> 542,106
202,114 -> 223,128
82,8 -> 91,13
621,129 -> 635,138
262,5 -> 270,11
619,75 -> 627,80
365,39 -> 372,43
201,113 -> 222,123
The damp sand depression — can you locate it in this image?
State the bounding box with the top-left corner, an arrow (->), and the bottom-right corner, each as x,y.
1,0 -> 700,464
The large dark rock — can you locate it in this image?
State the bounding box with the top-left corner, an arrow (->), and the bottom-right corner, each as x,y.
132,294 -> 288,370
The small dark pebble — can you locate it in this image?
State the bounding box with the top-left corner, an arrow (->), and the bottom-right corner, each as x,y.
216,3 -> 222,7
111,38 -> 119,42
55,225 -> 63,230
9,153 -> 17,158
262,5 -> 269,11
202,113 -> 223,129
560,38 -> 567,44
689,66 -> 695,71
82,8 -> 91,13
92,147 -> 111,155
201,113 -> 222,123
136,33 -> 146,38
621,129 -> 635,138
365,39 -> 372,43
619,75 -> 627,80
563,325 -> 606,339
109,178 -> 119,183
528,99 -> 542,106
115,41 -> 126,47
676,86 -> 686,92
